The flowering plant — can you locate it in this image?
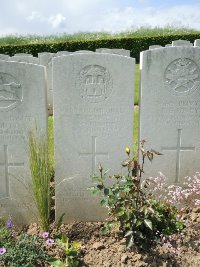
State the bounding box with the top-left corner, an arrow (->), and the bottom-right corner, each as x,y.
47,235 -> 80,267
148,172 -> 200,211
89,142 -> 185,250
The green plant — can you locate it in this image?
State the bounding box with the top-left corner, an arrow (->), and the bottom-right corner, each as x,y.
0,26 -> 197,46
0,233 -> 48,267
0,222 -> 13,249
47,235 -> 80,267
0,32 -> 200,63
89,142 -> 185,250
29,131 -> 51,230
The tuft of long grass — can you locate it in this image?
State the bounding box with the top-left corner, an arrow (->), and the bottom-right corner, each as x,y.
48,116 -> 54,173
29,131 -> 51,231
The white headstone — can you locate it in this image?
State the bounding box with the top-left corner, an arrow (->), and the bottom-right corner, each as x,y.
56,51 -> 71,56
140,46 -> 200,185
165,44 -> 172,47
53,53 -> 135,222
149,45 -> 163,50
96,48 -> 130,57
38,52 -> 52,56
194,39 -> 200,47
74,50 -> 94,54
14,53 -> 33,56
39,53 -> 55,115
172,40 -> 193,47
0,54 -> 10,60
0,61 -> 47,224
9,56 -> 39,64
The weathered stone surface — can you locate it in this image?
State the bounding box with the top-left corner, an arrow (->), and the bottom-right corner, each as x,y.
140,45 -> 200,185
39,53 -> 55,115
172,40 -> 193,47
9,55 -> 39,64
0,54 -> 10,60
96,48 -> 130,57
53,53 -> 135,222
56,51 -> 71,56
74,50 -> 94,53
149,45 -> 162,50
0,61 -> 47,224
14,53 -> 33,56
194,39 -> 200,47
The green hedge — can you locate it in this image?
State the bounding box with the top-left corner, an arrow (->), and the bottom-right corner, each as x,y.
0,33 -> 200,63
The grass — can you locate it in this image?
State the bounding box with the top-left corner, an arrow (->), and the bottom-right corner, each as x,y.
48,116 -> 54,173
0,26 -> 198,45
133,107 -> 139,155
29,132 -> 51,230
135,64 -> 139,105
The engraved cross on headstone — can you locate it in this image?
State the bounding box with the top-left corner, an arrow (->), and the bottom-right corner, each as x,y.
161,129 -> 195,183
79,136 -> 108,174
0,145 -> 24,198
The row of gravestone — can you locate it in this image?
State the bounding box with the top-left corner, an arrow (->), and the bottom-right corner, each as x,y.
0,48 -> 130,115
0,39 -> 200,224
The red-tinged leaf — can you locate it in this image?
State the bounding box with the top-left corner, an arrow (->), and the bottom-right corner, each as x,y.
140,139 -> 146,147
150,149 -> 163,155
147,151 -> 153,162
121,158 -> 131,167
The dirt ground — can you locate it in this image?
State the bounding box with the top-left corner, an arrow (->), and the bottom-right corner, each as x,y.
51,208 -> 200,267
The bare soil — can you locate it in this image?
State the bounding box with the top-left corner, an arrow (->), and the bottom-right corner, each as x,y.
45,208 -> 200,267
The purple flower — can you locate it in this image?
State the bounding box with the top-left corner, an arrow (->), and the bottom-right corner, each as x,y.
6,219 -> 13,229
41,232 -> 49,238
0,247 -> 6,255
46,238 -> 54,246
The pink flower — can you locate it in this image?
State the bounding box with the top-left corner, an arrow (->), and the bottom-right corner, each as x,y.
41,232 -> 49,238
0,247 -> 6,255
46,238 -> 54,246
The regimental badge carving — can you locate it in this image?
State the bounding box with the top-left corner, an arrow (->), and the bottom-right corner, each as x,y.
0,73 -> 22,110
164,58 -> 200,96
79,65 -> 113,102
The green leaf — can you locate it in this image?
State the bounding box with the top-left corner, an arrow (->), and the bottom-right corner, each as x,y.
97,184 -> 104,190
127,235 -> 134,249
116,207 -> 125,216
66,250 -> 78,257
56,213 -> 65,230
47,259 -> 65,267
100,199 -> 107,206
61,235 -> 68,243
143,205 -> 148,216
104,188 -> 109,196
100,226 -> 110,235
148,207 -> 155,214
91,175 -> 103,182
87,187 -> 100,194
136,219 -> 142,227
147,151 -> 153,162
71,241 -> 81,250
124,230 -> 133,237
144,219 -> 153,230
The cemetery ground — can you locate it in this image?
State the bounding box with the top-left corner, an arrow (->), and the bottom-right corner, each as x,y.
4,209 -> 198,267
